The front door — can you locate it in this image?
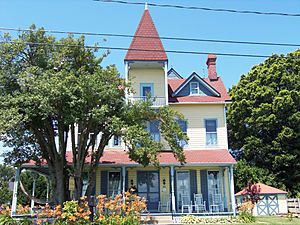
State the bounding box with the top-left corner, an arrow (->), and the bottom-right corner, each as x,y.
137,171 -> 159,212
176,171 -> 190,210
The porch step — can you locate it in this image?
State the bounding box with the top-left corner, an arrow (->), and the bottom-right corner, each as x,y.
141,215 -> 174,224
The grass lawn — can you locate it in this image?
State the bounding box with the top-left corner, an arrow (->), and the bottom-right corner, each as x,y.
254,216 -> 300,225
189,216 -> 300,225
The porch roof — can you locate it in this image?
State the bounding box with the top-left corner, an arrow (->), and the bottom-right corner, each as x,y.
24,149 -> 236,167
96,149 -> 236,165
235,183 -> 287,196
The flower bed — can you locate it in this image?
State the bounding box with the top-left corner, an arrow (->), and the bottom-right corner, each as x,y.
0,192 -> 146,225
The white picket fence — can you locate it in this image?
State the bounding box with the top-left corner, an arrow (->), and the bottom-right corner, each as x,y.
287,198 -> 300,214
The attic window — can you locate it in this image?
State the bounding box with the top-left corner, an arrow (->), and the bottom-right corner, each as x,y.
190,82 -> 200,95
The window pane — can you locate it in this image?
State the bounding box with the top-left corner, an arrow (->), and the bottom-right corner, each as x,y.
113,136 -> 121,146
137,173 -> 148,192
190,82 -> 199,95
205,120 -> 217,132
149,120 -> 160,142
149,172 -> 159,192
206,133 -> 217,145
191,83 -> 198,89
178,120 -> 187,133
142,86 -> 152,97
108,172 -> 121,196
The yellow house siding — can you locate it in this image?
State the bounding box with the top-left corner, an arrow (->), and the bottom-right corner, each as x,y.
170,104 -> 227,150
197,169 -> 201,194
129,68 -> 165,97
96,169 -> 101,196
127,168 -> 137,187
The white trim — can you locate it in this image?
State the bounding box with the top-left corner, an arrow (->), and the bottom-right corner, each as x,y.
190,82 -> 201,95
229,165 -> 236,216
108,171 -> 122,197
205,118 -> 218,146
11,168 -> 21,216
122,166 -> 126,199
172,73 -> 220,97
167,68 -> 183,79
164,62 -> 169,106
125,62 -> 129,103
224,105 -> 229,150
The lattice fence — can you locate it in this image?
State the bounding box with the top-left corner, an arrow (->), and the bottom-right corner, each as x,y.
288,198 -> 300,214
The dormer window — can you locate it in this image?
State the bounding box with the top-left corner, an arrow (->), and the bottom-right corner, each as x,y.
190,82 -> 200,95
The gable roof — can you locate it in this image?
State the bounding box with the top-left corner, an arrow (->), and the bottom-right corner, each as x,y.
168,68 -> 183,79
235,183 -> 287,196
124,9 -> 168,61
168,76 -> 231,103
172,72 -> 220,97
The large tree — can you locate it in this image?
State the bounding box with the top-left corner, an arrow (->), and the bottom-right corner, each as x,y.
228,49 -> 300,196
0,164 -> 15,205
0,26 -> 187,204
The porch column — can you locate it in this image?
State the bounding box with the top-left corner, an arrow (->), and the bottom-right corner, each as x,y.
170,166 -> 176,213
229,165 -> 236,216
30,177 -> 36,213
46,178 -> 50,203
222,168 -> 227,211
11,167 -> 21,216
122,166 -> 126,194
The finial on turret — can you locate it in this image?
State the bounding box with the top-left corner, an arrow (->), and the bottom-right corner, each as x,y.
145,2 -> 148,10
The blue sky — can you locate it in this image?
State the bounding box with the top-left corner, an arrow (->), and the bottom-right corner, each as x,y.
0,0 -> 300,158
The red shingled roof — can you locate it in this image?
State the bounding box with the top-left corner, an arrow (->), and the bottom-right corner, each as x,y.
24,149 -> 236,166
124,9 -> 168,61
235,183 -> 287,196
168,77 -> 231,103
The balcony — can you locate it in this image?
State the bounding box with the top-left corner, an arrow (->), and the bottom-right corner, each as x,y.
128,96 -> 166,107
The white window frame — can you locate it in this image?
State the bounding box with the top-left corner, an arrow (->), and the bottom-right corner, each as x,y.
112,135 -> 122,147
147,120 -> 160,142
205,119 -> 218,146
177,119 -> 188,147
190,82 -> 200,95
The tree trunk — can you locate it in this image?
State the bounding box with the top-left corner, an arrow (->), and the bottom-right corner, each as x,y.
52,159 -> 69,205
74,175 -> 83,200
85,169 -> 96,198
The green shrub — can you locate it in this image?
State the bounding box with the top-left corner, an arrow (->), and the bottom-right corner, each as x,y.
0,215 -> 17,225
180,215 -> 240,224
238,211 -> 256,223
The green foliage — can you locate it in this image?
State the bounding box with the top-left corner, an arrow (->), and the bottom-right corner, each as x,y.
0,215 -> 16,225
238,211 -> 256,223
0,215 -> 32,225
0,25 -> 187,204
18,171 -> 48,206
0,165 -> 14,205
228,49 -> 300,196
180,215 -> 240,224
234,160 -> 279,192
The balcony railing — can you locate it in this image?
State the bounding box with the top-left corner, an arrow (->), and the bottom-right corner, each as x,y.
128,96 -> 166,107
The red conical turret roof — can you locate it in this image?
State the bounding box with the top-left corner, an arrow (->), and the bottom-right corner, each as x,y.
125,8 -> 168,61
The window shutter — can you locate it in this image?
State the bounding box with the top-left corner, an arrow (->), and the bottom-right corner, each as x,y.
200,170 -> 208,209
190,170 -> 197,201
101,171 -> 108,195
125,171 -> 128,191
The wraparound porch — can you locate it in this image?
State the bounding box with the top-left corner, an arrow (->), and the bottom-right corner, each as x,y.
94,164 -> 236,215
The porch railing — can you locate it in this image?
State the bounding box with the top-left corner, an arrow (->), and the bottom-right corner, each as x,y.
128,96 -> 166,107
